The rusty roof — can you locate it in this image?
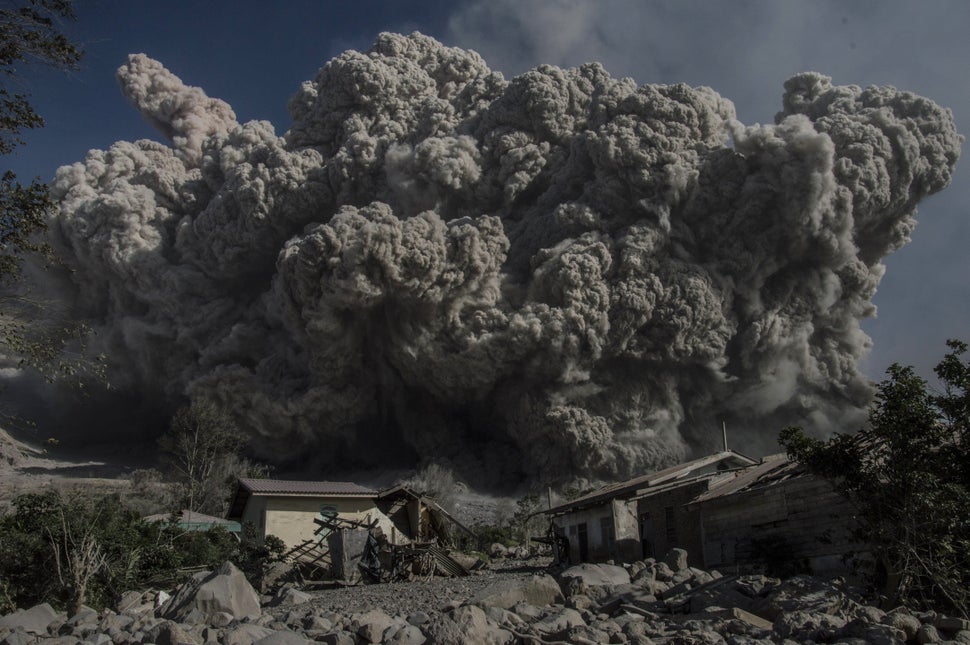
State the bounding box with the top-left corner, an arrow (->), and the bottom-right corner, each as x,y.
227,478 -> 379,521
689,454 -> 806,505
237,478 -> 378,496
544,450 -> 757,515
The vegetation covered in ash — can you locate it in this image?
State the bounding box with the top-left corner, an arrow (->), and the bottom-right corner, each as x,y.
781,340 -> 970,618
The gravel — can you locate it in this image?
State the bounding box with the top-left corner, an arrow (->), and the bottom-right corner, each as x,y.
266,557 -> 556,618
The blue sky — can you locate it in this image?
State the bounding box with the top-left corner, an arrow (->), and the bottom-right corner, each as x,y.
7,0 -> 968,384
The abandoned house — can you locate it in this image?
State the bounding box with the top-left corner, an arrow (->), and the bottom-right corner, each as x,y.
225,478 -> 472,551
226,479 -> 380,550
689,453 -> 863,577
544,450 -> 757,565
545,451 -> 863,576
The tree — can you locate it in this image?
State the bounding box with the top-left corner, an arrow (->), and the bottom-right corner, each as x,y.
779,340 -> 970,617
158,401 -> 268,516
0,1 -> 104,395
1,0 -> 81,278
0,489 -> 285,612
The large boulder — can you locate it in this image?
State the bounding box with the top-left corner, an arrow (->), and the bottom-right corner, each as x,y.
558,563 -> 631,600
559,563 -> 630,588
467,574 -> 564,610
663,548 -> 689,572
223,623 -> 277,644
159,561 -> 262,625
143,619 -> 201,645
351,609 -> 396,644
754,574 -> 855,620
0,603 -> 63,635
419,613 -> 464,645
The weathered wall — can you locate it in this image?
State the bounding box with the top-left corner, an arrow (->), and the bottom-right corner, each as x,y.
636,480 -> 710,567
552,503 -> 615,562
696,474 -> 861,576
255,496 -> 379,550
612,499 -> 640,562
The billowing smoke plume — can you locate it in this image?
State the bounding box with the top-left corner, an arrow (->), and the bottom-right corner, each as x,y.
48,33 -> 961,485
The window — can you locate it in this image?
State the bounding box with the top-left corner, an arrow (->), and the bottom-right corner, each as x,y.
665,506 -> 677,545
600,516 -> 616,555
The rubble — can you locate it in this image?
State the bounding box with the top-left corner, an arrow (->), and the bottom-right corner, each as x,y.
2,549 -> 968,643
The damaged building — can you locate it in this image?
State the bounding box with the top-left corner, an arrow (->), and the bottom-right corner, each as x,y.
545,452 -> 862,576
226,478 -> 476,582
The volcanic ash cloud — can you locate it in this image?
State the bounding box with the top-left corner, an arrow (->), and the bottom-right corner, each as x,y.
48,33 -> 962,486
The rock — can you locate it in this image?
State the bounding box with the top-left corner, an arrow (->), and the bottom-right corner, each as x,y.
483,606 -> 523,629
954,630 -> 970,644
774,610 -> 846,641
566,624 -> 612,643
531,607 -> 586,637
917,623 -> 942,644
450,606 -> 493,643
448,552 -> 484,572
0,603 -> 63,635
734,575 -> 776,598
688,583 -> 755,614
652,561 -> 674,581
566,594 -> 596,611
852,604 -> 887,623
487,543 -> 507,559
883,608 -> 922,640
663,548 -> 689,572
351,609 -> 395,644
159,561 -> 261,625
755,574 -> 851,620
560,563 -> 631,589
511,602 -> 543,621
253,630 -> 313,644
302,614 -> 332,632
98,613 -> 134,633
65,605 -> 98,627
209,611 -> 235,628
937,616 -> 970,633
317,631 -> 355,645
631,566 -> 655,583
115,590 -> 143,614
222,622 -> 277,644
406,611 -> 430,627
386,623 -> 427,644
467,574 -> 563,609
627,561 -> 646,579
419,613 -> 464,645
260,561 -> 295,593
270,587 -> 311,607
143,619 -> 200,645
661,579 -> 692,601
722,606 -> 773,630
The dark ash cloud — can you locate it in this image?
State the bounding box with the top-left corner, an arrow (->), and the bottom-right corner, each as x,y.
47,33 -> 961,486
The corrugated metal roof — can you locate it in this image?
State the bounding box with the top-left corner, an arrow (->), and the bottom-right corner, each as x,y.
545,450 -> 757,514
689,454 -> 805,504
238,478 -> 378,496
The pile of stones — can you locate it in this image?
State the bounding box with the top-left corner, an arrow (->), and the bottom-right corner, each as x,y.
1,549 -> 968,644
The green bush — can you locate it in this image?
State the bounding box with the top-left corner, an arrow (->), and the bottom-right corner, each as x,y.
0,490 -> 283,613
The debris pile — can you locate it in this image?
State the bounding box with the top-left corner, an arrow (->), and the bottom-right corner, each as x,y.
4,549 -> 968,643
282,510 -> 483,587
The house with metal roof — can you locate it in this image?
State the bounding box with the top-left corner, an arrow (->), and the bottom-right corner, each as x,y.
544,450 -> 757,566
226,478 -> 380,550
226,478 -> 475,554
689,454 -> 863,576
